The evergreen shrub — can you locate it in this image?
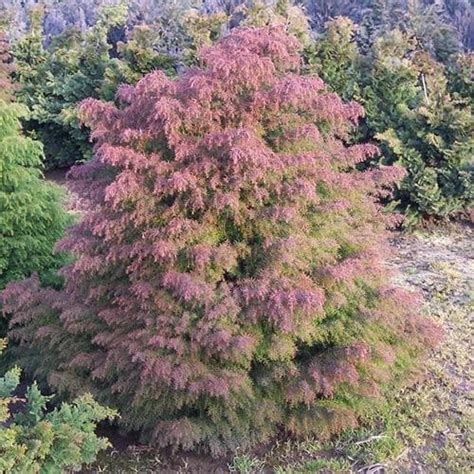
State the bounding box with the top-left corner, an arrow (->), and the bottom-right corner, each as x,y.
0,339 -> 116,473
2,27 -> 441,456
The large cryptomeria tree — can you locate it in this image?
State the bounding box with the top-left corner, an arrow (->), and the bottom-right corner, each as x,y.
2,27 -> 440,455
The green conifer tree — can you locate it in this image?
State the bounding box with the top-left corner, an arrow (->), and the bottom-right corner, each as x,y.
13,4 -> 128,168
0,32 -> 15,103
304,17 -> 361,101
305,18 -> 473,224
0,37 -> 69,290
0,339 -> 117,472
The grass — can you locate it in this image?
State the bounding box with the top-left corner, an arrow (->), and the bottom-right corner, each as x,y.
229,454 -> 266,473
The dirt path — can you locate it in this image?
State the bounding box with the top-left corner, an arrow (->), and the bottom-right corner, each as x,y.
387,224 -> 473,473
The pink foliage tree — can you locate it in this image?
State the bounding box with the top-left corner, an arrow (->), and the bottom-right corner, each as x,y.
2,27 -> 441,455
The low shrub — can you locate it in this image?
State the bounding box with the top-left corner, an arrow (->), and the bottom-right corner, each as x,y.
0,339 -> 117,472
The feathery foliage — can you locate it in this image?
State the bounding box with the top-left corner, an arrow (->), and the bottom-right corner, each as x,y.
2,28 -> 440,455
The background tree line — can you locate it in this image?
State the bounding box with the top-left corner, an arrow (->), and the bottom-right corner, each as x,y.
1,1 -> 473,50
